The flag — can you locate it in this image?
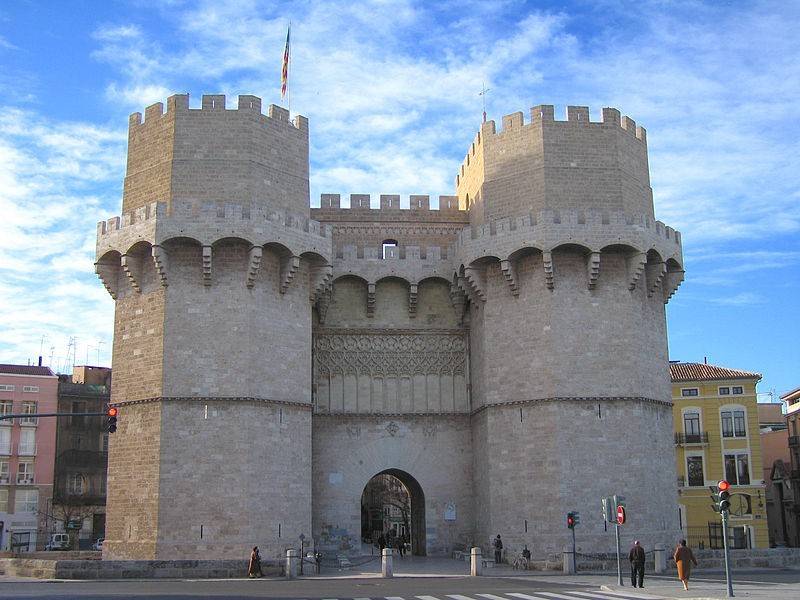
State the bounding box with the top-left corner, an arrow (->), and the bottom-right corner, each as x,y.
281,24 -> 291,100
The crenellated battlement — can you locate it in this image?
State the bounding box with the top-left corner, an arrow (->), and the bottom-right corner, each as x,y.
97,201 -> 329,240
128,93 -> 308,133
456,105 -> 646,189
313,194 -> 466,220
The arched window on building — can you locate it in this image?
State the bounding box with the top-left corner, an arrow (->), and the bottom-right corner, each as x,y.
382,239 -> 398,259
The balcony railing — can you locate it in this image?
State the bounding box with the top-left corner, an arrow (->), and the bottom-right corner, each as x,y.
789,435 -> 800,447
17,443 -> 37,456
19,416 -> 38,426
0,475 -> 9,484
17,474 -> 35,484
675,432 -> 710,446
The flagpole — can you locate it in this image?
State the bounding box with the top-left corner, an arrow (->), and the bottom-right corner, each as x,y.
287,20 -> 292,119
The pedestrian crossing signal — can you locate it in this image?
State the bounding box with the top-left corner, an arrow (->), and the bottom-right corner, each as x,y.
107,406 -> 118,433
567,512 -> 576,529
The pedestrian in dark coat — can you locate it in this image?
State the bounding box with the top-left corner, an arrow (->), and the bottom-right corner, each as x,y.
673,539 -> 698,591
493,534 -> 503,564
248,546 -> 264,578
628,540 -> 646,588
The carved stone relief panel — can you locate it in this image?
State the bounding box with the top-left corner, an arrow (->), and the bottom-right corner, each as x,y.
313,329 -> 469,414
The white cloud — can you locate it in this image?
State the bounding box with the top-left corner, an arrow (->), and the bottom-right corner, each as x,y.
708,292 -> 767,306
0,109 -> 124,369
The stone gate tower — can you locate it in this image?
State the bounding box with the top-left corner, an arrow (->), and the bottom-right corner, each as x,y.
96,95 -> 684,560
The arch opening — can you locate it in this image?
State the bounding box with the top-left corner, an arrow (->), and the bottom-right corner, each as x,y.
360,469 -> 426,556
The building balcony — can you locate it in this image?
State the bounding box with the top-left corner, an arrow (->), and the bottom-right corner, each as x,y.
675,432 -> 710,446
789,435 -> 800,447
0,474 -> 9,484
56,449 -> 108,468
17,474 -> 35,485
19,416 -> 38,426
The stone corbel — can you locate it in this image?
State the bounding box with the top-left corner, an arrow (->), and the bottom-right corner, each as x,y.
542,251 -> 554,290
663,269 -> 685,304
151,245 -> 168,288
587,251 -> 600,289
120,254 -> 141,293
316,288 -> 332,324
279,255 -> 300,294
408,284 -> 418,318
367,283 -> 376,318
500,259 -> 519,296
95,262 -> 119,299
463,266 -> 487,302
627,252 -> 647,290
646,261 -> 667,297
202,245 -> 212,287
310,264 -> 333,302
246,246 -> 263,289
450,283 -> 466,324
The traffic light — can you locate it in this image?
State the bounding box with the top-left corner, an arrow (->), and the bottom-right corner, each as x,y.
106,406 -> 118,433
718,479 -> 731,513
567,512 -> 576,529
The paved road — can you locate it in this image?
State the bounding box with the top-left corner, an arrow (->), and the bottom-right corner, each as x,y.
0,576 -> 660,600
1,569 -> 799,599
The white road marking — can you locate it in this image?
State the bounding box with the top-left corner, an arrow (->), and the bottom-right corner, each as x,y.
447,595 -> 479,600
476,595 -> 510,600
507,593 -> 565,600
528,593 -> 593,600
571,591 -> 663,600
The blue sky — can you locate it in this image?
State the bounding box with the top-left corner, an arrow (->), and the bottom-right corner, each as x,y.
0,1 -> 797,399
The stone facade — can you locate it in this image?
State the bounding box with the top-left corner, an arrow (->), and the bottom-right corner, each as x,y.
96,94 -> 684,561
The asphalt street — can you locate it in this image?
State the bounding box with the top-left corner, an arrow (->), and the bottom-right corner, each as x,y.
4,569 -> 800,600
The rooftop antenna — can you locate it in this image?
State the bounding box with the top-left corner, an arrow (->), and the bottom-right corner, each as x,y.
479,82 -> 491,123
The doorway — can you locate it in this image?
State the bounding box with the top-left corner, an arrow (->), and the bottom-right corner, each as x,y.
360,469 -> 426,556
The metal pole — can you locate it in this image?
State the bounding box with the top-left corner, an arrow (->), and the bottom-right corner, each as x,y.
572,526 -> 576,573
615,522 -> 623,586
721,511 -> 734,597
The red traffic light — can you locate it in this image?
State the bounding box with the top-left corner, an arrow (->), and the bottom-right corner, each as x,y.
107,407 -> 118,417
616,505 -> 626,525
717,479 -> 731,492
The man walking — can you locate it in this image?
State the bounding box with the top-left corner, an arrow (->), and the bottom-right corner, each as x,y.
628,540 -> 646,588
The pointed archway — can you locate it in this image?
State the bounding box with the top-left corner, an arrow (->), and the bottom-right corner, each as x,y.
360,469 -> 426,556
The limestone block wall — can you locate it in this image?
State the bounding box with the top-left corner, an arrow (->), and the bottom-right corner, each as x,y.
466,246 -> 672,408
472,399 -> 681,557
155,400 -> 311,559
312,415 -> 475,556
456,106 -> 653,226
160,238 -> 313,400
104,402 -> 162,560
125,94 -> 309,216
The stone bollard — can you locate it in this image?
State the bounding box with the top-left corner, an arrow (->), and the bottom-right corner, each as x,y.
562,544 -> 575,574
470,546 -> 482,576
382,547 -> 394,578
654,543 -> 666,574
286,548 -> 298,579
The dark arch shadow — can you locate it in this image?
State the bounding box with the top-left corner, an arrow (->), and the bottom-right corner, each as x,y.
361,469 -> 427,556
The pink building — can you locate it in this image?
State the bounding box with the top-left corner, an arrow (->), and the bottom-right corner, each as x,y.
0,364 -> 58,552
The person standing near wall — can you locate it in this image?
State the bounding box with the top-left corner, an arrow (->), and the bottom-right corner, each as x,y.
628,540 -> 646,588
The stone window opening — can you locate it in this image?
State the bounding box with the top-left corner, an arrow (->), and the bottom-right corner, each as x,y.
382,239 -> 398,259
68,473 -> 86,496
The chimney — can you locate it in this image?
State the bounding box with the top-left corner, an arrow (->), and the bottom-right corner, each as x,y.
38,356 -> 42,366
704,356 -> 707,364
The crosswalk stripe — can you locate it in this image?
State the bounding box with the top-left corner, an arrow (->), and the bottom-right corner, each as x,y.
354,597 -> 372,600
416,596 -> 441,600
476,595 -> 509,600
386,597 -> 406,600
507,593 -> 560,600
576,592 -> 662,600
525,593 -> 589,600
447,595 -> 479,600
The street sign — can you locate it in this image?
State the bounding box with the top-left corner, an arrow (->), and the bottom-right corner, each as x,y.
616,505 -> 626,525
66,520 -> 82,530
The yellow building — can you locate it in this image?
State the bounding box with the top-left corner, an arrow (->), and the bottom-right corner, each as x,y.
671,362 -> 769,549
